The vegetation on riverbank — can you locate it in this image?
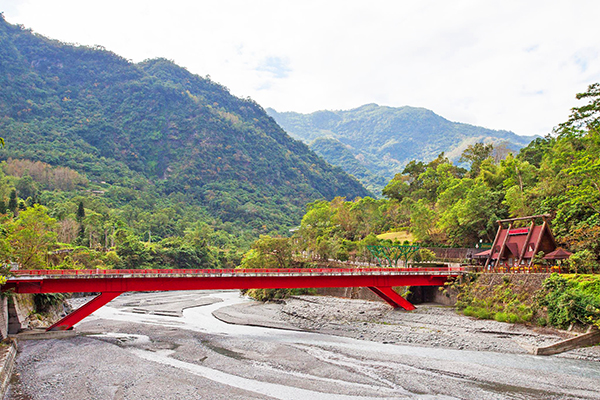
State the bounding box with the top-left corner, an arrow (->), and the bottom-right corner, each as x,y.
538,274 -> 600,329
454,273 -> 600,330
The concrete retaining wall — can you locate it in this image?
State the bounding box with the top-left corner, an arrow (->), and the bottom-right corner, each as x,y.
317,286 -> 433,304
0,340 -> 17,398
315,287 -> 389,302
0,297 -> 8,340
7,294 -> 36,334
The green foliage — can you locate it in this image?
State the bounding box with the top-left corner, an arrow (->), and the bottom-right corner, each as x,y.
309,137 -> 383,195
6,204 -> 57,269
414,248 -> 436,262
34,293 -> 66,311
567,250 -> 598,274
456,274 -> 600,329
239,235 -> 309,301
115,232 -> 151,269
538,274 -> 600,329
239,235 -> 292,270
76,201 -> 85,223
294,82 -> 600,264
293,197 -> 394,262
7,189 -> 17,214
244,287 -> 315,302
460,142 -> 494,177
0,16 -> 369,238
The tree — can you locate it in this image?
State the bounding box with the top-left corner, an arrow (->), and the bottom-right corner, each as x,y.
15,175 -> 38,200
76,201 -> 86,223
382,174 -> 411,202
558,82 -> 600,132
8,190 -> 17,215
115,232 -> 151,269
491,141 -> 512,163
7,205 -> 57,269
568,249 -> 598,274
241,235 -> 292,269
518,136 -> 554,167
152,237 -> 217,269
410,199 -> 437,243
460,143 -> 493,177
437,180 -> 502,246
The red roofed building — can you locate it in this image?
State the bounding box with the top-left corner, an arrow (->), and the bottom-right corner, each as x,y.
476,214 -> 558,269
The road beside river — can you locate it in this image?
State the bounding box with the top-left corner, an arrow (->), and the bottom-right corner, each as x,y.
5,291 -> 600,399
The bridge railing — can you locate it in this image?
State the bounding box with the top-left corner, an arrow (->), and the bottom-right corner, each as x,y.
10,266 -> 463,277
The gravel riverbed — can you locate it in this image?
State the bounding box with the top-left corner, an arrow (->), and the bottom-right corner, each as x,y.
270,296 -> 600,361
4,291 -> 600,400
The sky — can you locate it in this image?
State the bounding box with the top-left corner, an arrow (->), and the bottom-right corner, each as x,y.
1,0 -> 600,137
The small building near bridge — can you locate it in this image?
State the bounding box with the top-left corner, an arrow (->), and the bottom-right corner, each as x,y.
475,214 -> 562,269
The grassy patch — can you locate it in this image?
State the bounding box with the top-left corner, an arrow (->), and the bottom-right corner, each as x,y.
455,274 -> 535,324
376,230 -> 414,243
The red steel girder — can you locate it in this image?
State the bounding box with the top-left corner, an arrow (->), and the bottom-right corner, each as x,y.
46,292 -> 123,331
4,274 -> 450,294
2,269 -> 459,330
368,286 -> 416,310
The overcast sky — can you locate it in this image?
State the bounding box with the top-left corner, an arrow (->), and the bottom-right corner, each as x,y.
2,0 -> 599,136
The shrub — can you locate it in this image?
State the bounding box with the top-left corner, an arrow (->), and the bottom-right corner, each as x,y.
538,274 -> 600,329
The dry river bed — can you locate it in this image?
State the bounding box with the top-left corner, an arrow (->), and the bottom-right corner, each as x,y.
4,290 -> 600,400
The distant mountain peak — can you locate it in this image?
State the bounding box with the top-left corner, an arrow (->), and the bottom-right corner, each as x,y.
267,104 -> 537,195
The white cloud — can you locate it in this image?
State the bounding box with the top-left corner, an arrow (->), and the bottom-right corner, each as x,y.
2,0 -> 600,136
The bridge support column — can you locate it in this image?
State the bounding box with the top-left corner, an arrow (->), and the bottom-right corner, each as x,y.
47,292 -> 123,331
368,287 -> 415,310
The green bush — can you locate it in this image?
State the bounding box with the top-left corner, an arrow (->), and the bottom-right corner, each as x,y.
34,293 -> 66,312
538,274 -> 600,329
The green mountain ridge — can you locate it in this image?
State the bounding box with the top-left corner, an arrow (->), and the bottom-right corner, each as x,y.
267,104 -> 537,194
0,16 -> 370,233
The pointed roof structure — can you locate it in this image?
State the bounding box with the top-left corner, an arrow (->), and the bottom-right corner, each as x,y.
484,214 -> 558,268
543,247 -> 572,260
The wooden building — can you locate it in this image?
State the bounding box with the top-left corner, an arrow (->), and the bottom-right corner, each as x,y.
475,214 -> 558,269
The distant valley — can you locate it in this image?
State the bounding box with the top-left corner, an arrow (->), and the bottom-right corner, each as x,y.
267,105 -> 537,194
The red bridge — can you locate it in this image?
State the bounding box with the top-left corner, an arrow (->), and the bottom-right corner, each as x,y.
2,266 -> 463,331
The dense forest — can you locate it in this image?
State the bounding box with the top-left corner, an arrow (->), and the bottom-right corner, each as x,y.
267,104 -> 536,193
0,15 -> 369,239
286,83 -> 600,275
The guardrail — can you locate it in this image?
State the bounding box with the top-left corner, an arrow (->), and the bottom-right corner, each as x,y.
10,266 -> 464,277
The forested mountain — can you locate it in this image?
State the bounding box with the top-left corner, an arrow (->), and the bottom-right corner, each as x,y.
267,104 -> 536,194
290,84 -> 600,269
0,16 -> 369,233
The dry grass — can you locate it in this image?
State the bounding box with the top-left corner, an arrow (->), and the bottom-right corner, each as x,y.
376,230 -> 414,243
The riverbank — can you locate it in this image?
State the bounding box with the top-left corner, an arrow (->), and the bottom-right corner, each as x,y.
215,295 -> 600,361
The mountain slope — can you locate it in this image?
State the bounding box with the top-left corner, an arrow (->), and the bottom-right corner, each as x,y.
267,104 -> 537,194
0,16 -> 370,231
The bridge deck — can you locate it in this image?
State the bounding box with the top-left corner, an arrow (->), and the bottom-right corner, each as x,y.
3,267 -> 464,331
9,267 -> 462,279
